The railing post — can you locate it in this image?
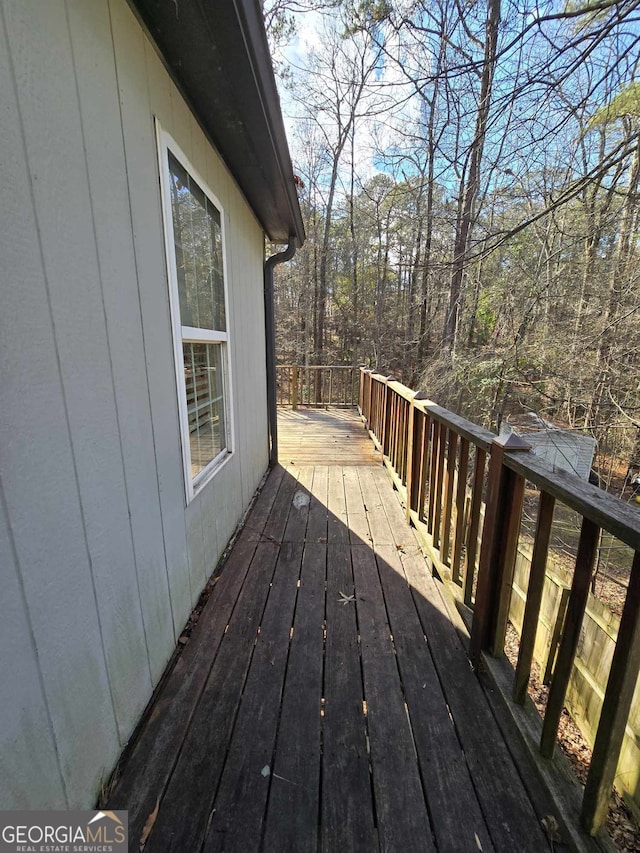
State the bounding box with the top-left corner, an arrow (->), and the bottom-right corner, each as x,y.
469,433 -> 529,668
581,550 -> 640,833
291,365 -> 298,410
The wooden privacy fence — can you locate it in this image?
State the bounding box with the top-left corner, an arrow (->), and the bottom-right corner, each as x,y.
276,365 -> 359,408
359,368 -> 640,835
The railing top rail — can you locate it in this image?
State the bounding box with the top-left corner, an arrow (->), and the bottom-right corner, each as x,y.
277,364 -> 358,370
361,366 -> 640,551
503,449 -> 640,552
364,368 -> 496,451
419,401 -> 496,452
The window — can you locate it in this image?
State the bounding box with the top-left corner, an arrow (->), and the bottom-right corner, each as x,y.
158,128 -> 232,500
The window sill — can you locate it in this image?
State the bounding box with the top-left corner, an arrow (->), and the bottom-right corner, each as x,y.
189,448 -> 234,504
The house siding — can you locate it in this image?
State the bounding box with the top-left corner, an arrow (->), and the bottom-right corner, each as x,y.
0,0 -> 269,809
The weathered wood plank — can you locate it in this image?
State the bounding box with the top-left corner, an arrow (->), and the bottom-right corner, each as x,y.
243,465 -> 285,541
203,542 -> 303,851
327,467 -> 349,544
368,466 -> 416,551
306,466 -> 328,543
402,550 -> 549,852
283,466 -> 313,542
107,473 -> 282,839
343,466 -> 371,545
143,541 -> 280,852
322,543 -> 376,852
352,544 -> 436,852
277,409 -> 379,467
358,468 -> 395,546
373,544 -> 494,853
263,467 -> 300,543
263,543 -> 326,853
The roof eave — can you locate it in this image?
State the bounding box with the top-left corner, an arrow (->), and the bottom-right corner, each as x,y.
128,0 -> 305,246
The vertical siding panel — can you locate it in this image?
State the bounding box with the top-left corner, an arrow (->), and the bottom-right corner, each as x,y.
66,0 -> 174,685
143,34 -> 173,134
170,80 -> 193,160
185,492 -> 207,604
0,493 -> 66,808
0,4 -> 120,805
200,481 -> 219,578
5,0 -> 153,739
190,113 -> 207,179
109,0 -> 192,634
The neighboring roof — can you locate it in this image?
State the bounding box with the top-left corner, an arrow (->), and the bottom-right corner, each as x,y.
129,0 -> 305,246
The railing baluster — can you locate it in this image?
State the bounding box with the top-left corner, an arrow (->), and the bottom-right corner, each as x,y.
432,423 -> 447,549
441,431 -> 459,566
464,447 -> 486,607
540,516 -> 600,757
427,419 -> 439,535
452,438 -> 469,584
291,365 -> 298,410
406,399 -> 417,523
416,412 -> 429,524
514,490 -> 555,704
582,550 -> 640,833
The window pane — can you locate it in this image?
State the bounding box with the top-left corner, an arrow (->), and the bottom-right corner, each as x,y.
183,342 -> 227,477
169,153 -> 226,332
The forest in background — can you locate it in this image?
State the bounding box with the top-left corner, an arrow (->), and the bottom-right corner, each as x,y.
265,0 -> 640,488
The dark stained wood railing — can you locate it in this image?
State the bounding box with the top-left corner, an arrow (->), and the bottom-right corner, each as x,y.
359,367 -> 640,836
276,364 -> 359,408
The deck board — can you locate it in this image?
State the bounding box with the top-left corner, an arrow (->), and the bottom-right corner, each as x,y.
278,408 -> 380,466
110,410 -> 572,852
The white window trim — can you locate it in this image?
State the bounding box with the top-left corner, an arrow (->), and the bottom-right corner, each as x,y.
156,121 -> 235,504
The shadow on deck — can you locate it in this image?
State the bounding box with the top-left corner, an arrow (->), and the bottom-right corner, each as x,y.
108,410 -> 597,852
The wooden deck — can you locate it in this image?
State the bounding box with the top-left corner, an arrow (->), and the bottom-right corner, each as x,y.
109,414 -> 563,852
277,407 -> 381,466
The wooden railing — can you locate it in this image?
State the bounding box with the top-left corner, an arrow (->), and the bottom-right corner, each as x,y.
359,368 -> 640,837
276,364 -> 359,408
